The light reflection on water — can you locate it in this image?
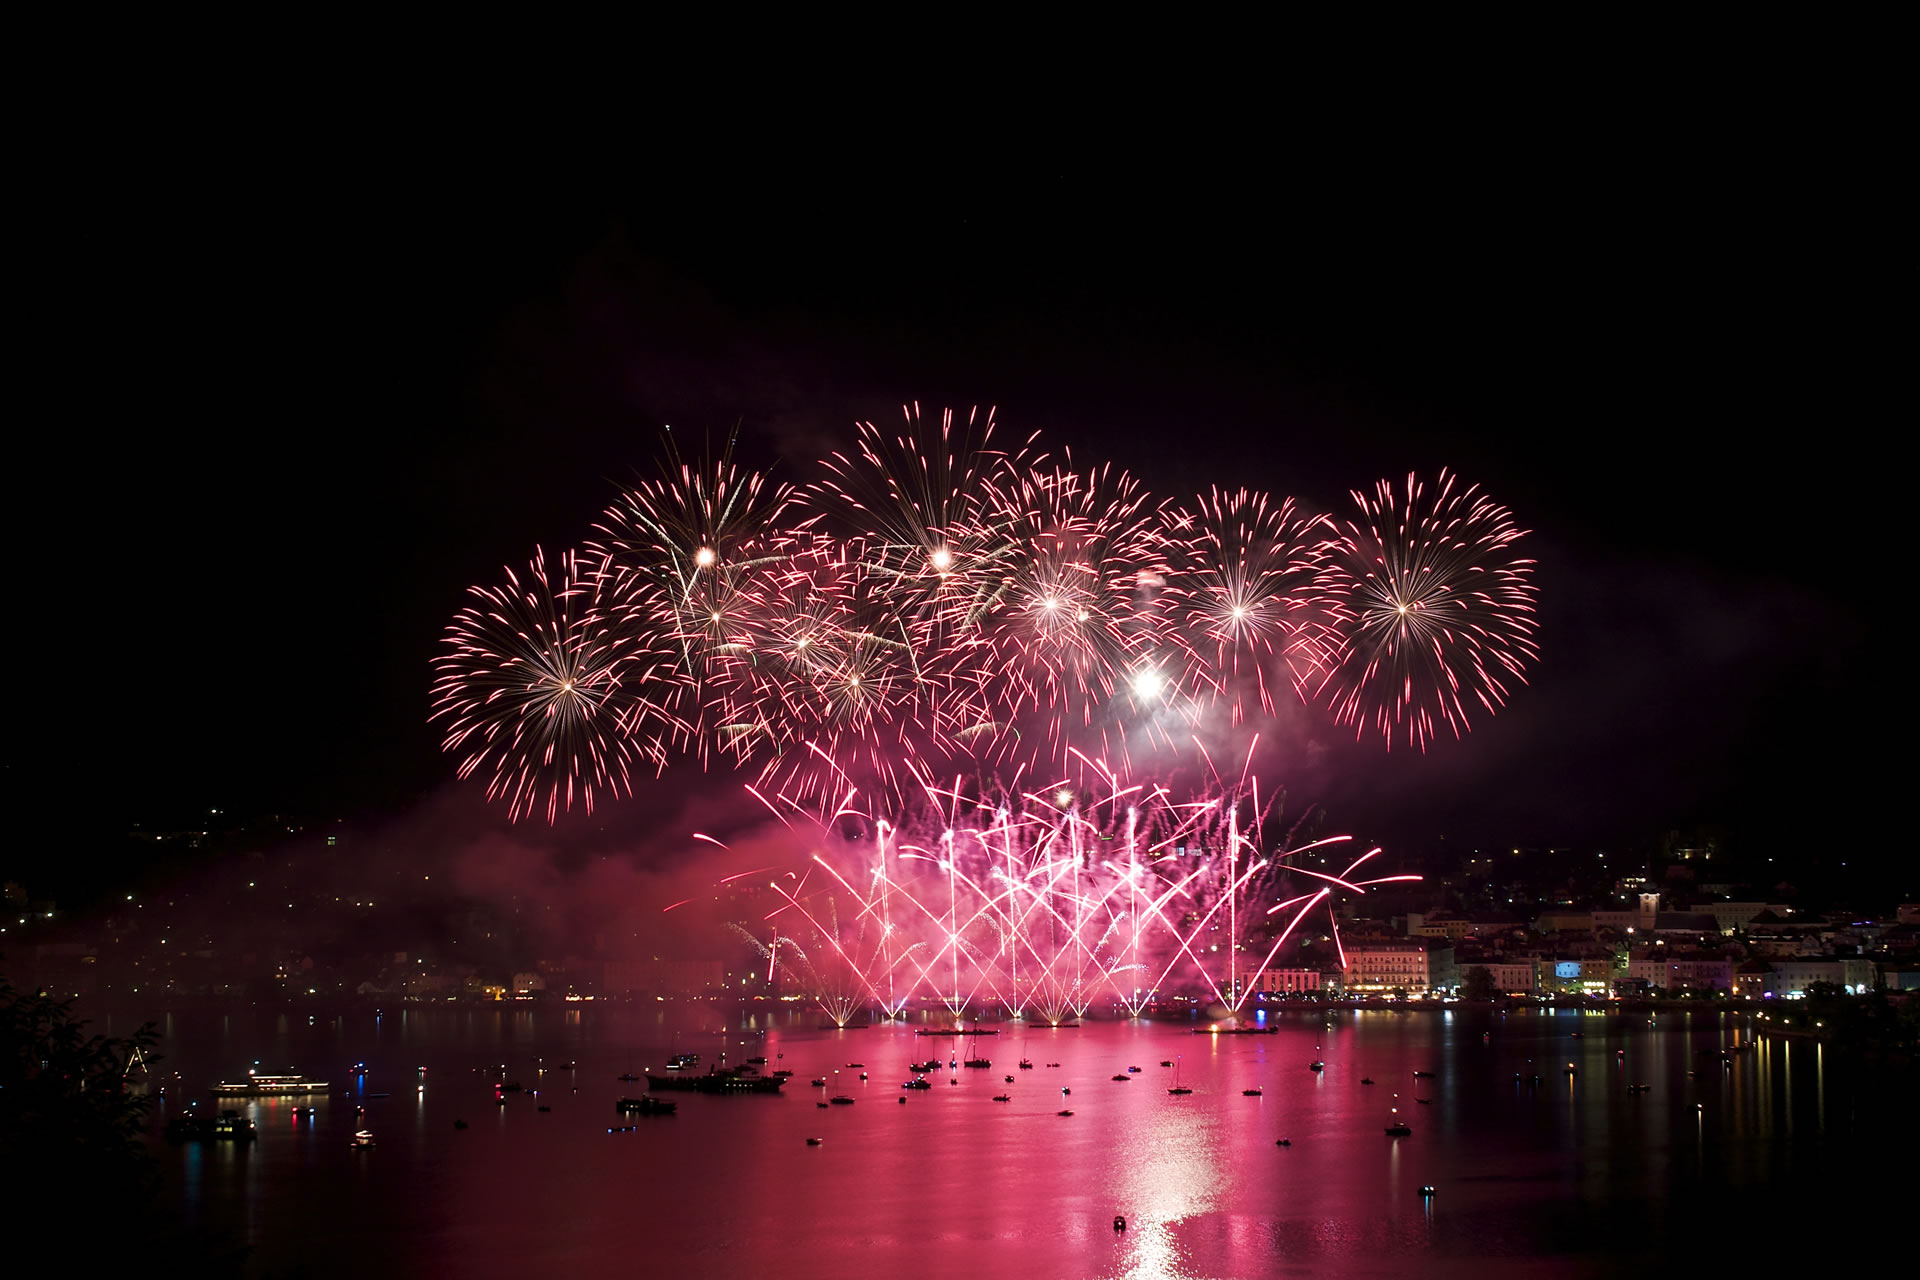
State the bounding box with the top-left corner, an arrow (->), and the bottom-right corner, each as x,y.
132,1006 -> 1908,1278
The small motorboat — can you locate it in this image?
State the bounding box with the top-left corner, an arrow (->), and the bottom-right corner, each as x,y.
1127,1066 -> 1141,1073
806,1137 -> 823,1146
993,1094 -> 1011,1102
902,1078 -> 933,1090
1420,1186 -> 1436,1198
897,1097 -> 907,1104
293,1106 -> 317,1116
608,1125 -> 636,1133
1005,1075 -> 1015,1083
1242,1088 -> 1263,1096
1112,1074 -> 1130,1082
1160,1060 -> 1173,1067
859,1073 -> 868,1080
1412,1071 -> 1435,1079
350,1129 -> 376,1149
910,1060 -> 940,1073
1114,1215 -> 1127,1232
830,1096 -> 855,1106
1385,1122 -> 1412,1137
1168,1086 -> 1193,1096
811,1078 -> 828,1087
1018,1059 -> 1034,1069
817,1101 -> 829,1108
1046,1062 -> 1061,1068
846,1062 -> 865,1068
1275,1138 -> 1292,1147
1057,1109 -> 1074,1116
747,1057 -> 768,1065
1415,1098 -> 1432,1105
1360,1077 -> 1375,1085
1308,1062 -> 1324,1073
1570,1031 -> 1583,1039
1062,1087 -> 1071,1096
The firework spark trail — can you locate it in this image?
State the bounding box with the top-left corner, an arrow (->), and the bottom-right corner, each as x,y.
710,774 -> 1417,1020
1316,468 -> 1540,749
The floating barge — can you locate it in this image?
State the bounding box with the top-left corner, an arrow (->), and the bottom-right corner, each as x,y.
645,1067 -> 786,1094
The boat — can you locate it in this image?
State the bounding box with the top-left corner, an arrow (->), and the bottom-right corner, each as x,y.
1275,1138 -> 1291,1147
902,1077 -> 933,1090
1018,1059 -> 1034,1069
645,1066 -> 785,1094
909,1060 -> 941,1073
772,1069 -> 794,1079
616,1073 -> 641,1082
1412,1070 -> 1435,1079
1308,1062 -> 1324,1073
1127,1066 -> 1141,1073
1242,1088 -> 1263,1096
806,1137 -> 824,1146
1112,1074 -> 1131,1082
1193,1026 -> 1278,1034
1415,1098 -> 1432,1105
1057,1109 -> 1074,1116
993,1094 -> 1011,1102
1167,1060 -> 1193,1096
1046,1062 -> 1061,1068
292,1106 -> 316,1117
811,1078 -> 828,1087
846,1062 -> 865,1068
213,1112 -> 256,1141
1160,1060 -> 1173,1067
350,1129 -> 375,1149
1386,1096 -> 1411,1136
830,1095 -> 855,1105
817,1101 -> 829,1108
615,1096 -> 677,1115
915,1027 -> 1000,1036
747,1056 -> 768,1065
212,1071 -> 330,1098
964,1057 -> 992,1069
608,1125 -> 636,1134
664,1053 -> 700,1071
1005,1075 -> 1015,1083
1628,1083 -> 1651,1094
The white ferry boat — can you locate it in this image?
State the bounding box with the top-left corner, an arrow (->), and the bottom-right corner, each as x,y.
211,1069 -> 330,1097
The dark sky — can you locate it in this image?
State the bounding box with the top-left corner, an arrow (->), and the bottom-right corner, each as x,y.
25,84 -> 1897,900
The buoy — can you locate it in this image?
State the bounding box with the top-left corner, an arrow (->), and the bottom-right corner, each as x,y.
1114,1215 -> 1127,1231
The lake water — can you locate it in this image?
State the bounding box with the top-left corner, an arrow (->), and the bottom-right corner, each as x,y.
125,1003 -> 1907,1278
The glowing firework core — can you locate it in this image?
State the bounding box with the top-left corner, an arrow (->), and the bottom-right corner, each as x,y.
694,546 -> 716,567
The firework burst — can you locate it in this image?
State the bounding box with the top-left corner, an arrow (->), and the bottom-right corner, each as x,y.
430,547 -> 681,823
1316,469 -> 1540,748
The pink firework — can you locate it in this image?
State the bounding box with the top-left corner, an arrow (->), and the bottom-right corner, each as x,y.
1163,488 -> 1335,724
430,547 -> 682,823
1315,469 -> 1540,749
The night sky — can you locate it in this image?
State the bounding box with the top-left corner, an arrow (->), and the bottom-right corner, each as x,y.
35,103 -> 1895,903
